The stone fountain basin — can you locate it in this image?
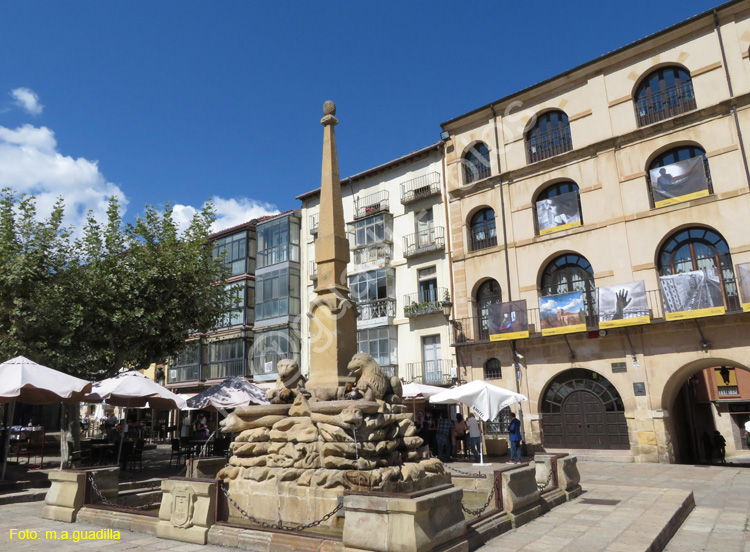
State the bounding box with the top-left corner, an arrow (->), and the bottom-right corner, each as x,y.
232,400 -> 382,419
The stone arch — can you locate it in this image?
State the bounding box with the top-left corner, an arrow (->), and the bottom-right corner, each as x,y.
658,356 -> 750,411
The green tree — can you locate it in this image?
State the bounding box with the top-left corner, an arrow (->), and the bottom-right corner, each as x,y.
0,188 -> 233,380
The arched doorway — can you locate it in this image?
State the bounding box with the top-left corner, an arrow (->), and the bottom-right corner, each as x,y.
541,369 -> 629,450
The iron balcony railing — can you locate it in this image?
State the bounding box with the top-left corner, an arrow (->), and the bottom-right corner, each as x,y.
463,160 -> 491,185
526,126 -> 573,163
358,298 -> 396,321
354,190 -> 389,220
352,243 -> 392,265
403,287 -> 448,318
400,172 -> 441,204
204,359 -> 246,380
636,82 -> 696,127
403,227 -> 445,258
168,364 -> 201,383
309,261 -> 318,280
469,221 -> 497,251
309,213 -> 319,235
404,359 -> 455,386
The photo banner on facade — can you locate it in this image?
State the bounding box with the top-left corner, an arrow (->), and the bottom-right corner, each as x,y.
539,290 -> 587,336
488,300 -> 530,341
659,267 -> 725,321
597,280 -> 651,329
736,262 -> 750,312
535,191 -> 582,235
714,366 -> 737,389
649,156 -> 709,208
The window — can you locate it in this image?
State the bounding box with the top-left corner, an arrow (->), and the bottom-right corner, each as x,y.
253,328 -> 300,379
534,181 -> 582,235
206,338 -> 246,379
349,269 -> 392,303
635,66 -> 695,127
476,279 -> 502,341
541,254 -> 596,327
256,267 -> 300,320
418,266 -> 438,302
647,146 -> 711,208
526,111 -> 572,163
257,217 -> 300,268
213,230 -> 255,277
462,142 -> 491,184
350,214 -> 388,247
174,342 -> 199,368
657,227 -> 739,311
484,358 -> 502,380
219,281 -> 253,327
357,327 -> 397,369
469,208 -> 497,251
486,407 -> 512,435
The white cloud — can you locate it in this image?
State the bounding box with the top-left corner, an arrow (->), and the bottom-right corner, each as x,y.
172,196 -> 280,233
10,88 -> 43,116
0,124 -> 127,229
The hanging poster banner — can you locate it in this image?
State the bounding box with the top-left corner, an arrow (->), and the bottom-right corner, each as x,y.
659,268 -> 725,321
536,191 -> 582,235
714,366 -> 738,389
539,290 -> 587,336
489,300 -> 530,341
737,262 -> 750,312
649,156 -> 709,208
597,280 -> 651,329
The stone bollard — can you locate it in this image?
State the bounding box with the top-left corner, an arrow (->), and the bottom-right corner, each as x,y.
500,465 -> 541,528
42,470 -> 86,522
556,455 -> 582,500
157,477 -> 217,545
533,454 -> 567,512
343,485 -> 466,552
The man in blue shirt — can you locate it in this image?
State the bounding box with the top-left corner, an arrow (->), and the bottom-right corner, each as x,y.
507,412 -> 522,464
436,413 -> 453,462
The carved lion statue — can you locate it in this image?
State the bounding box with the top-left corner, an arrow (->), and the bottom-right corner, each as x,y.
266,359 -> 307,404
345,353 -> 402,404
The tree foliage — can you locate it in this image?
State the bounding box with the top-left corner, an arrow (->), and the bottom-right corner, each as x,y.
0,188 -> 232,379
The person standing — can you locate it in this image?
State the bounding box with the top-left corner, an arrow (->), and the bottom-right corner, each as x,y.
466,413 -> 482,463
713,431 -> 727,464
452,414 -> 468,459
744,419 -> 750,450
181,412 -> 192,439
507,412 -> 522,464
436,412 -> 452,463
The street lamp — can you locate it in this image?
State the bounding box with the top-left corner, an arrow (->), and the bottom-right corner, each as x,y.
441,298 -> 453,321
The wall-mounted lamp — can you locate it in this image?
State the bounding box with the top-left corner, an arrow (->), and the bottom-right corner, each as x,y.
440,130 -> 451,141
441,298 -> 453,321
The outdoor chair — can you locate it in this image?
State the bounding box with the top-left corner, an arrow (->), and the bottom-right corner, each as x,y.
169,438 -> 182,467
129,439 -> 145,471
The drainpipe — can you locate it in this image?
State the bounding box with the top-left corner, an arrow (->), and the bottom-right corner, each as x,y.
490,105 -> 513,301
713,9 -> 750,190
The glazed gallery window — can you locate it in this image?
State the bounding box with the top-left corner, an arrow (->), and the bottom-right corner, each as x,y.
351,214 -> 388,247
647,146 -> 711,208
207,338 -> 247,379
257,217 -> 300,268
357,327 -> 397,368
253,328 -> 300,377
635,66 -> 695,127
462,142 -> 491,185
535,181 -> 582,235
255,267 -> 300,320
213,230 -> 255,277
526,111 -> 572,163
469,208 -> 497,251
349,269 -> 393,303
220,281 -> 254,327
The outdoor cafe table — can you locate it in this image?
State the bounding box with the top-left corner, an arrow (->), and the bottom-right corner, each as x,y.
90,442 -> 115,465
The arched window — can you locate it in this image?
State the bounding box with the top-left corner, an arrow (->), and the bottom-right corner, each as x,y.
635,66 -> 695,127
534,181 -> 582,235
647,145 -> 712,208
484,358 -> 502,380
462,142 -> 491,185
469,208 -> 497,251
476,279 -> 502,341
541,254 -> 597,327
526,111 -> 572,163
657,227 -> 739,311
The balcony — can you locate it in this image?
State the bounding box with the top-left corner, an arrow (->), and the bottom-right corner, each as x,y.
403,227 -> 445,258
354,190 -> 389,220
352,243 -> 392,268
404,359 -> 455,386
309,213 -> 319,235
357,298 -> 396,327
204,359 -> 246,380
400,172 -> 441,204
526,127 -> 573,163
403,287 -> 448,318
168,364 -> 200,384
310,261 -> 317,281
636,82 -> 696,127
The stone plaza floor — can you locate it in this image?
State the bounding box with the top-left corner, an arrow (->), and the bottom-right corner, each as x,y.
0,455 -> 749,551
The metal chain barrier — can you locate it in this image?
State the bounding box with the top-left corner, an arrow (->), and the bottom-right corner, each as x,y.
536,468 -> 554,492
221,484 -> 342,532
461,485 -> 495,517
445,464 -> 485,478
87,473 -> 161,512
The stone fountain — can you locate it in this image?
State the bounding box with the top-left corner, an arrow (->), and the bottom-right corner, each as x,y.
215,102 -> 451,532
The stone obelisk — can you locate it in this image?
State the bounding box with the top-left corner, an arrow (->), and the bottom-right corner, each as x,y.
307,101 -> 357,390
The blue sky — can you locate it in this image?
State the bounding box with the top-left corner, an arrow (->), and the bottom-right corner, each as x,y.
0,0 -> 721,232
